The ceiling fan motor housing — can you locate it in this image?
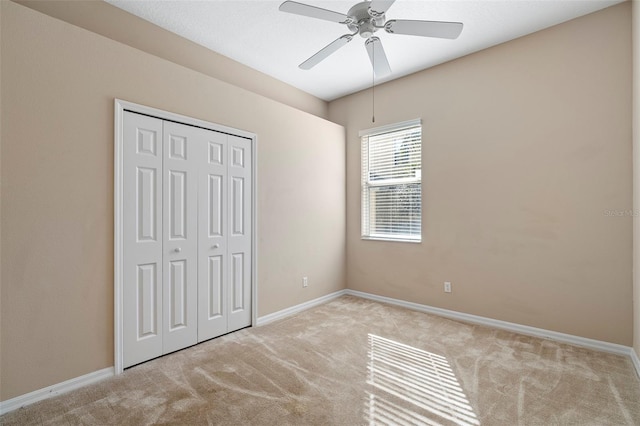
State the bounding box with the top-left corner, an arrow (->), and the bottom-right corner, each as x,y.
347,1 -> 385,38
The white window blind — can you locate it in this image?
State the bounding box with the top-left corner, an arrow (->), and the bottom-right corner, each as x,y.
361,120 -> 422,242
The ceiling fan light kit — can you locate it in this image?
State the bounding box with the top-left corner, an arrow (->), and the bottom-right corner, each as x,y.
279,0 -> 464,77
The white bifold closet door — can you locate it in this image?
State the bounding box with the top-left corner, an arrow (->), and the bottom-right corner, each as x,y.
123,113 -> 164,367
197,130 -> 252,341
162,121 -> 199,354
225,135 -> 252,332
123,111 -> 252,368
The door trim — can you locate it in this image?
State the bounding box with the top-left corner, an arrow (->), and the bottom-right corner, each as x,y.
114,99 -> 258,375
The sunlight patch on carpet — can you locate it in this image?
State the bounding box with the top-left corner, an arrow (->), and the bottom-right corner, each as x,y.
366,334 -> 479,425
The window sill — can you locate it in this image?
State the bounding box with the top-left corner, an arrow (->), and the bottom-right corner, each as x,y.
361,236 -> 422,244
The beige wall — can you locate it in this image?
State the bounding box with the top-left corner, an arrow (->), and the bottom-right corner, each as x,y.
0,0 -> 345,400
329,3 -> 632,345
633,0 -> 640,359
15,0 -> 329,119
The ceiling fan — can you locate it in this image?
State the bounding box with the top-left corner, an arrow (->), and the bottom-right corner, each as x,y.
279,0 -> 464,77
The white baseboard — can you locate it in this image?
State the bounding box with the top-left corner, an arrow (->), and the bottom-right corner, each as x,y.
346,289 -> 632,357
256,289 -> 347,326
631,348 -> 640,379
0,367 -> 114,416
3,291 -> 638,416
0,290 -> 346,416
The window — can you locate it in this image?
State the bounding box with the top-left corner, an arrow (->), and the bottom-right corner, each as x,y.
360,119 -> 422,242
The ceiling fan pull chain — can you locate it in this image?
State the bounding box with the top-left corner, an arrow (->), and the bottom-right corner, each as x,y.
372,43 -> 375,123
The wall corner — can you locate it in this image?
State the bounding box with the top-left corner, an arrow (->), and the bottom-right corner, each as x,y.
632,0 -> 640,358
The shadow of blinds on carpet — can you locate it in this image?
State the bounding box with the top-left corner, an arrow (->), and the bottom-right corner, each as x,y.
366,334 -> 479,425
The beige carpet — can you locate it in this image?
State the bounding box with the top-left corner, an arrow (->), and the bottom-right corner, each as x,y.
2,295 -> 639,425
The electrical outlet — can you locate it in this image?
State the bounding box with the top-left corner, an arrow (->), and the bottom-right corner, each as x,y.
303,276 -> 308,288
444,281 -> 452,293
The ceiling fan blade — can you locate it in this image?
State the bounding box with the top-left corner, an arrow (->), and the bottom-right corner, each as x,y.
279,1 -> 350,24
368,0 -> 396,17
365,37 -> 391,78
299,34 -> 354,70
385,19 -> 463,39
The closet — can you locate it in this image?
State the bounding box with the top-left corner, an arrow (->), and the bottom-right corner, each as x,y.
121,110 -> 252,368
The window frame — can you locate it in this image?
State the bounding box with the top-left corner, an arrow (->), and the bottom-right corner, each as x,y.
360,118 -> 423,243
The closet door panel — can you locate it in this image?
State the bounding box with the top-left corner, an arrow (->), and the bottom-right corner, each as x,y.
123,112 -> 163,368
162,122 -> 199,354
227,135 -> 252,332
198,131 -> 229,341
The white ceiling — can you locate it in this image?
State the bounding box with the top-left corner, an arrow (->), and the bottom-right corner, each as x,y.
105,0 -> 624,101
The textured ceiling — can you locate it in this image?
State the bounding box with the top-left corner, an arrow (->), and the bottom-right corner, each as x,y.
105,0 -> 624,101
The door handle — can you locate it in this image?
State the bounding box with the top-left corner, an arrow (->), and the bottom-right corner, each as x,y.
212,244 -> 220,249
174,247 -> 182,253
